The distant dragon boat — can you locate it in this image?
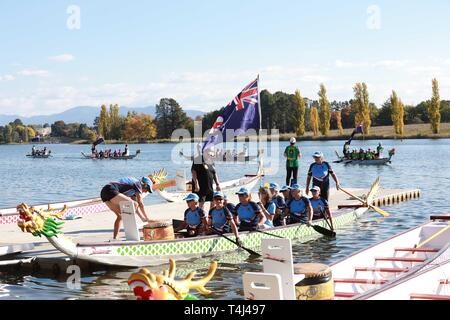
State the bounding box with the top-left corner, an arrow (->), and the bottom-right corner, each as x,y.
179,149 -> 261,163
81,149 -> 141,160
334,149 -> 395,165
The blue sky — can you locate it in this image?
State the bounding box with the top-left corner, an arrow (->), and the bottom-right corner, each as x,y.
1,0 -> 450,115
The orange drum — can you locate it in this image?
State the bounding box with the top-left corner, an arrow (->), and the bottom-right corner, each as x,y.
143,220 -> 175,241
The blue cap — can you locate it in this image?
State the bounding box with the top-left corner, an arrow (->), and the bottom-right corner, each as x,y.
235,187 -> 249,195
141,177 -> 153,193
269,182 -> 280,190
280,185 -> 291,191
213,191 -> 225,199
310,186 -> 321,192
183,193 -> 200,202
291,184 -> 301,191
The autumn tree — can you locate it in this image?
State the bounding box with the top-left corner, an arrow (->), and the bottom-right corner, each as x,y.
353,82 -> 371,134
310,107 -> 319,136
122,114 -> 157,142
293,90 -> 306,136
428,78 -> 441,134
318,84 -> 331,135
390,90 -> 405,136
336,111 -> 344,135
98,104 -> 110,138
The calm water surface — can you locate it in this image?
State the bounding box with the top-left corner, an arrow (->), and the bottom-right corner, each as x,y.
0,139 -> 448,299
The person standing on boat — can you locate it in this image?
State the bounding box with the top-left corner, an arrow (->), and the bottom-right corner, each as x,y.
233,187 -> 266,231
123,144 -> 129,156
284,137 -> 302,186
376,143 -> 384,158
100,176 -> 154,239
285,184 -> 313,226
174,193 -> 208,237
305,152 -> 340,201
343,142 -> 350,159
32,145 -> 36,156
208,191 -> 241,244
191,153 -> 221,210
309,186 -> 334,230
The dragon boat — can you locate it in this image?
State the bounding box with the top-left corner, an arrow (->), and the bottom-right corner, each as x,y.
26,154 -> 52,159
331,215 -> 450,300
15,180 -> 379,267
81,149 -> 141,160
334,149 -> 395,165
150,158 -> 265,203
179,149 -> 260,163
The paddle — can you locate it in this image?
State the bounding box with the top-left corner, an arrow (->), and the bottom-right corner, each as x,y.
209,227 -> 261,257
340,187 -> 390,217
415,224 -> 450,249
152,179 -> 177,191
255,229 -> 285,239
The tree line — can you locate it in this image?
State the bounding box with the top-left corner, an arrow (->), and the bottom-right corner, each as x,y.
0,119 -> 37,143
202,78 -> 447,136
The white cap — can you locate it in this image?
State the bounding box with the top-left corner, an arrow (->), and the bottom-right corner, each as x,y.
290,137 -> 296,144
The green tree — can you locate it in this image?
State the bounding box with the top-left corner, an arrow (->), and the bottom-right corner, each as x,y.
260,89 -> 275,132
310,107 -> 319,136
318,84 -> 331,135
353,83 -> 371,134
155,98 -> 190,139
51,120 -> 67,137
98,104 -> 110,138
109,104 -> 123,140
428,78 -> 441,134
293,90 -> 306,136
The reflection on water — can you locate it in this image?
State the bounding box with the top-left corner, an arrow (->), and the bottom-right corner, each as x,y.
1,139 -> 449,299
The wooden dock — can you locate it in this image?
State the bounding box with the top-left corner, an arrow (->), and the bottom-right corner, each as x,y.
0,187 -> 420,273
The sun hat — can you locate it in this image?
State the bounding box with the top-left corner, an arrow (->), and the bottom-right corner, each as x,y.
291,184 -> 302,191
280,185 -> 291,191
310,186 -> 321,193
269,182 -> 280,191
183,193 -> 200,201
213,191 -> 225,199
312,152 -> 323,158
290,137 -> 297,144
235,187 -> 249,195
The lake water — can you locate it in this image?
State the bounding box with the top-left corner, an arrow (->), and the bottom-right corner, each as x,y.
0,139 -> 449,299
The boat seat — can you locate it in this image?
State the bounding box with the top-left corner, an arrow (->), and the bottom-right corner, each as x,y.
334,278 -> 387,285
375,257 -> 426,263
334,292 -> 357,298
410,293 -> 450,300
355,267 -> 409,273
394,247 -> 439,253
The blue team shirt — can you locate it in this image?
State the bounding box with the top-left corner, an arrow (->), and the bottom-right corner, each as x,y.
272,195 -> 286,209
263,202 -> 276,227
287,197 -> 310,217
308,162 -> 333,183
114,177 -> 143,197
184,207 -> 206,226
235,202 -> 261,223
309,197 -> 329,220
209,207 -> 232,229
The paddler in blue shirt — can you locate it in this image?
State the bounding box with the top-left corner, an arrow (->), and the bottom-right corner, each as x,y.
233,187 -> 266,232
174,193 -> 208,237
285,184 -> 313,226
309,186 -> 335,231
305,152 -> 340,201
208,191 -> 242,245
100,176 -> 154,239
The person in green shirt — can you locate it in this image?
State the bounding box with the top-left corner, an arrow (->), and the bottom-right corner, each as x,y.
284,137 -> 302,186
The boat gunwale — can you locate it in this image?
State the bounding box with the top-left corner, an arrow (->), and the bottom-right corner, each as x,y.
75,207 -> 359,248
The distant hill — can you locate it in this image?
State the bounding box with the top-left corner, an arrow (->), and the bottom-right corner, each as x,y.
0,106 -> 206,126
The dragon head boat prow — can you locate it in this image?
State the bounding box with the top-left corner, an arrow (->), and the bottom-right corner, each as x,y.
17,203 -> 67,237
128,258 -> 218,300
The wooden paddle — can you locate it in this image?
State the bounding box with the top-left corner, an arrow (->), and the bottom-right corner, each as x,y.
415,224 -> 450,249
152,179 -> 177,191
340,188 -> 390,217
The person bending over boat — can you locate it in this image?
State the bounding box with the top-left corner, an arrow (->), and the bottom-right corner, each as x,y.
309,186 -> 334,231
269,182 -> 287,225
305,152 -> 340,201
257,187 -> 276,228
285,184 -> 313,226
101,176 -> 153,239
208,192 -> 242,245
174,193 -> 208,237
233,187 -> 266,232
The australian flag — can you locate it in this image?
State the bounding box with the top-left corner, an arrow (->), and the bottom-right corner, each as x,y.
202,76 -> 261,152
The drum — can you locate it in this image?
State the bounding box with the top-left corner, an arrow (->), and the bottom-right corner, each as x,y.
294,263 -> 334,300
143,220 -> 175,241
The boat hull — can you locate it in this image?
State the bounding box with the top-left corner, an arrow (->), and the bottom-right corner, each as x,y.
69,207 -> 369,267
81,151 -> 140,160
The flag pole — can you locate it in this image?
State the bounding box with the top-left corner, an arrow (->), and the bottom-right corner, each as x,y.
257,74 -> 262,158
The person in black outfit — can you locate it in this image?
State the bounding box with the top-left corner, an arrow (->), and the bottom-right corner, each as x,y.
191,153 -> 221,210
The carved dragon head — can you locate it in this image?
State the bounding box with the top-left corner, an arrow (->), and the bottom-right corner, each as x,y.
128,259 -> 218,300
148,168 -> 168,184
17,203 -> 66,237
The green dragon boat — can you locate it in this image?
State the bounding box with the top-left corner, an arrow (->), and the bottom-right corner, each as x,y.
16,179 -> 379,267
